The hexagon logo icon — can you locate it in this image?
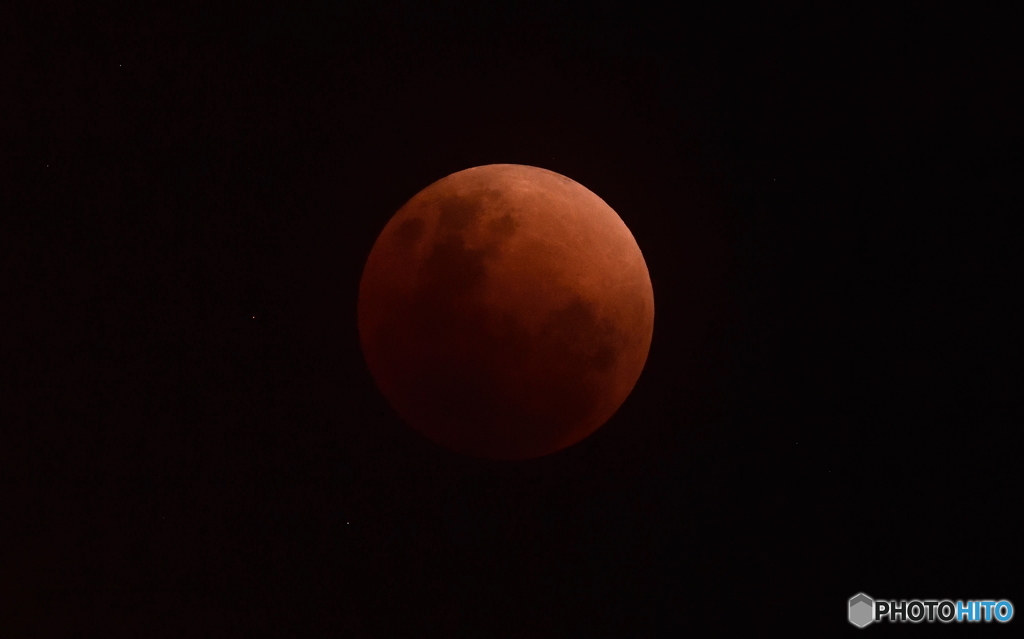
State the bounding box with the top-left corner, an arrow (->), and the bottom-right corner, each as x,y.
849,593 -> 874,628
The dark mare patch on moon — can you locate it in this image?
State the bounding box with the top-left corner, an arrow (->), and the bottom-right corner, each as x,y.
537,296 -> 619,373
436,188 -> 502,232
414,189 -> 520,302
418,234 -> 490,300
394,217 -> 425,246
438,196 -> 480,231
488,213 -> 518,238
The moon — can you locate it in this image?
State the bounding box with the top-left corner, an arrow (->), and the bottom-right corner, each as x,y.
358,164 -> 654,460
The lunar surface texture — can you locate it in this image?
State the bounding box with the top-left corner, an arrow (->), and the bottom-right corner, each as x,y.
358,164 -> 654,460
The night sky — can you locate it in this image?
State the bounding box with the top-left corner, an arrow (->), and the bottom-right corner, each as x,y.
3,3 -> 1019,636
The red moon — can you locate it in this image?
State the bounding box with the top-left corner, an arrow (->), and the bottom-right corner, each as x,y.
358,164 -> 654,460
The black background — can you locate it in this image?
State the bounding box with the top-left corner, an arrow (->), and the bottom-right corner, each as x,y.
2,2 -> 1019,636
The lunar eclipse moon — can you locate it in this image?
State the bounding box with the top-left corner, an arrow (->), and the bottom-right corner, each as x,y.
358,164 -> 654,460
